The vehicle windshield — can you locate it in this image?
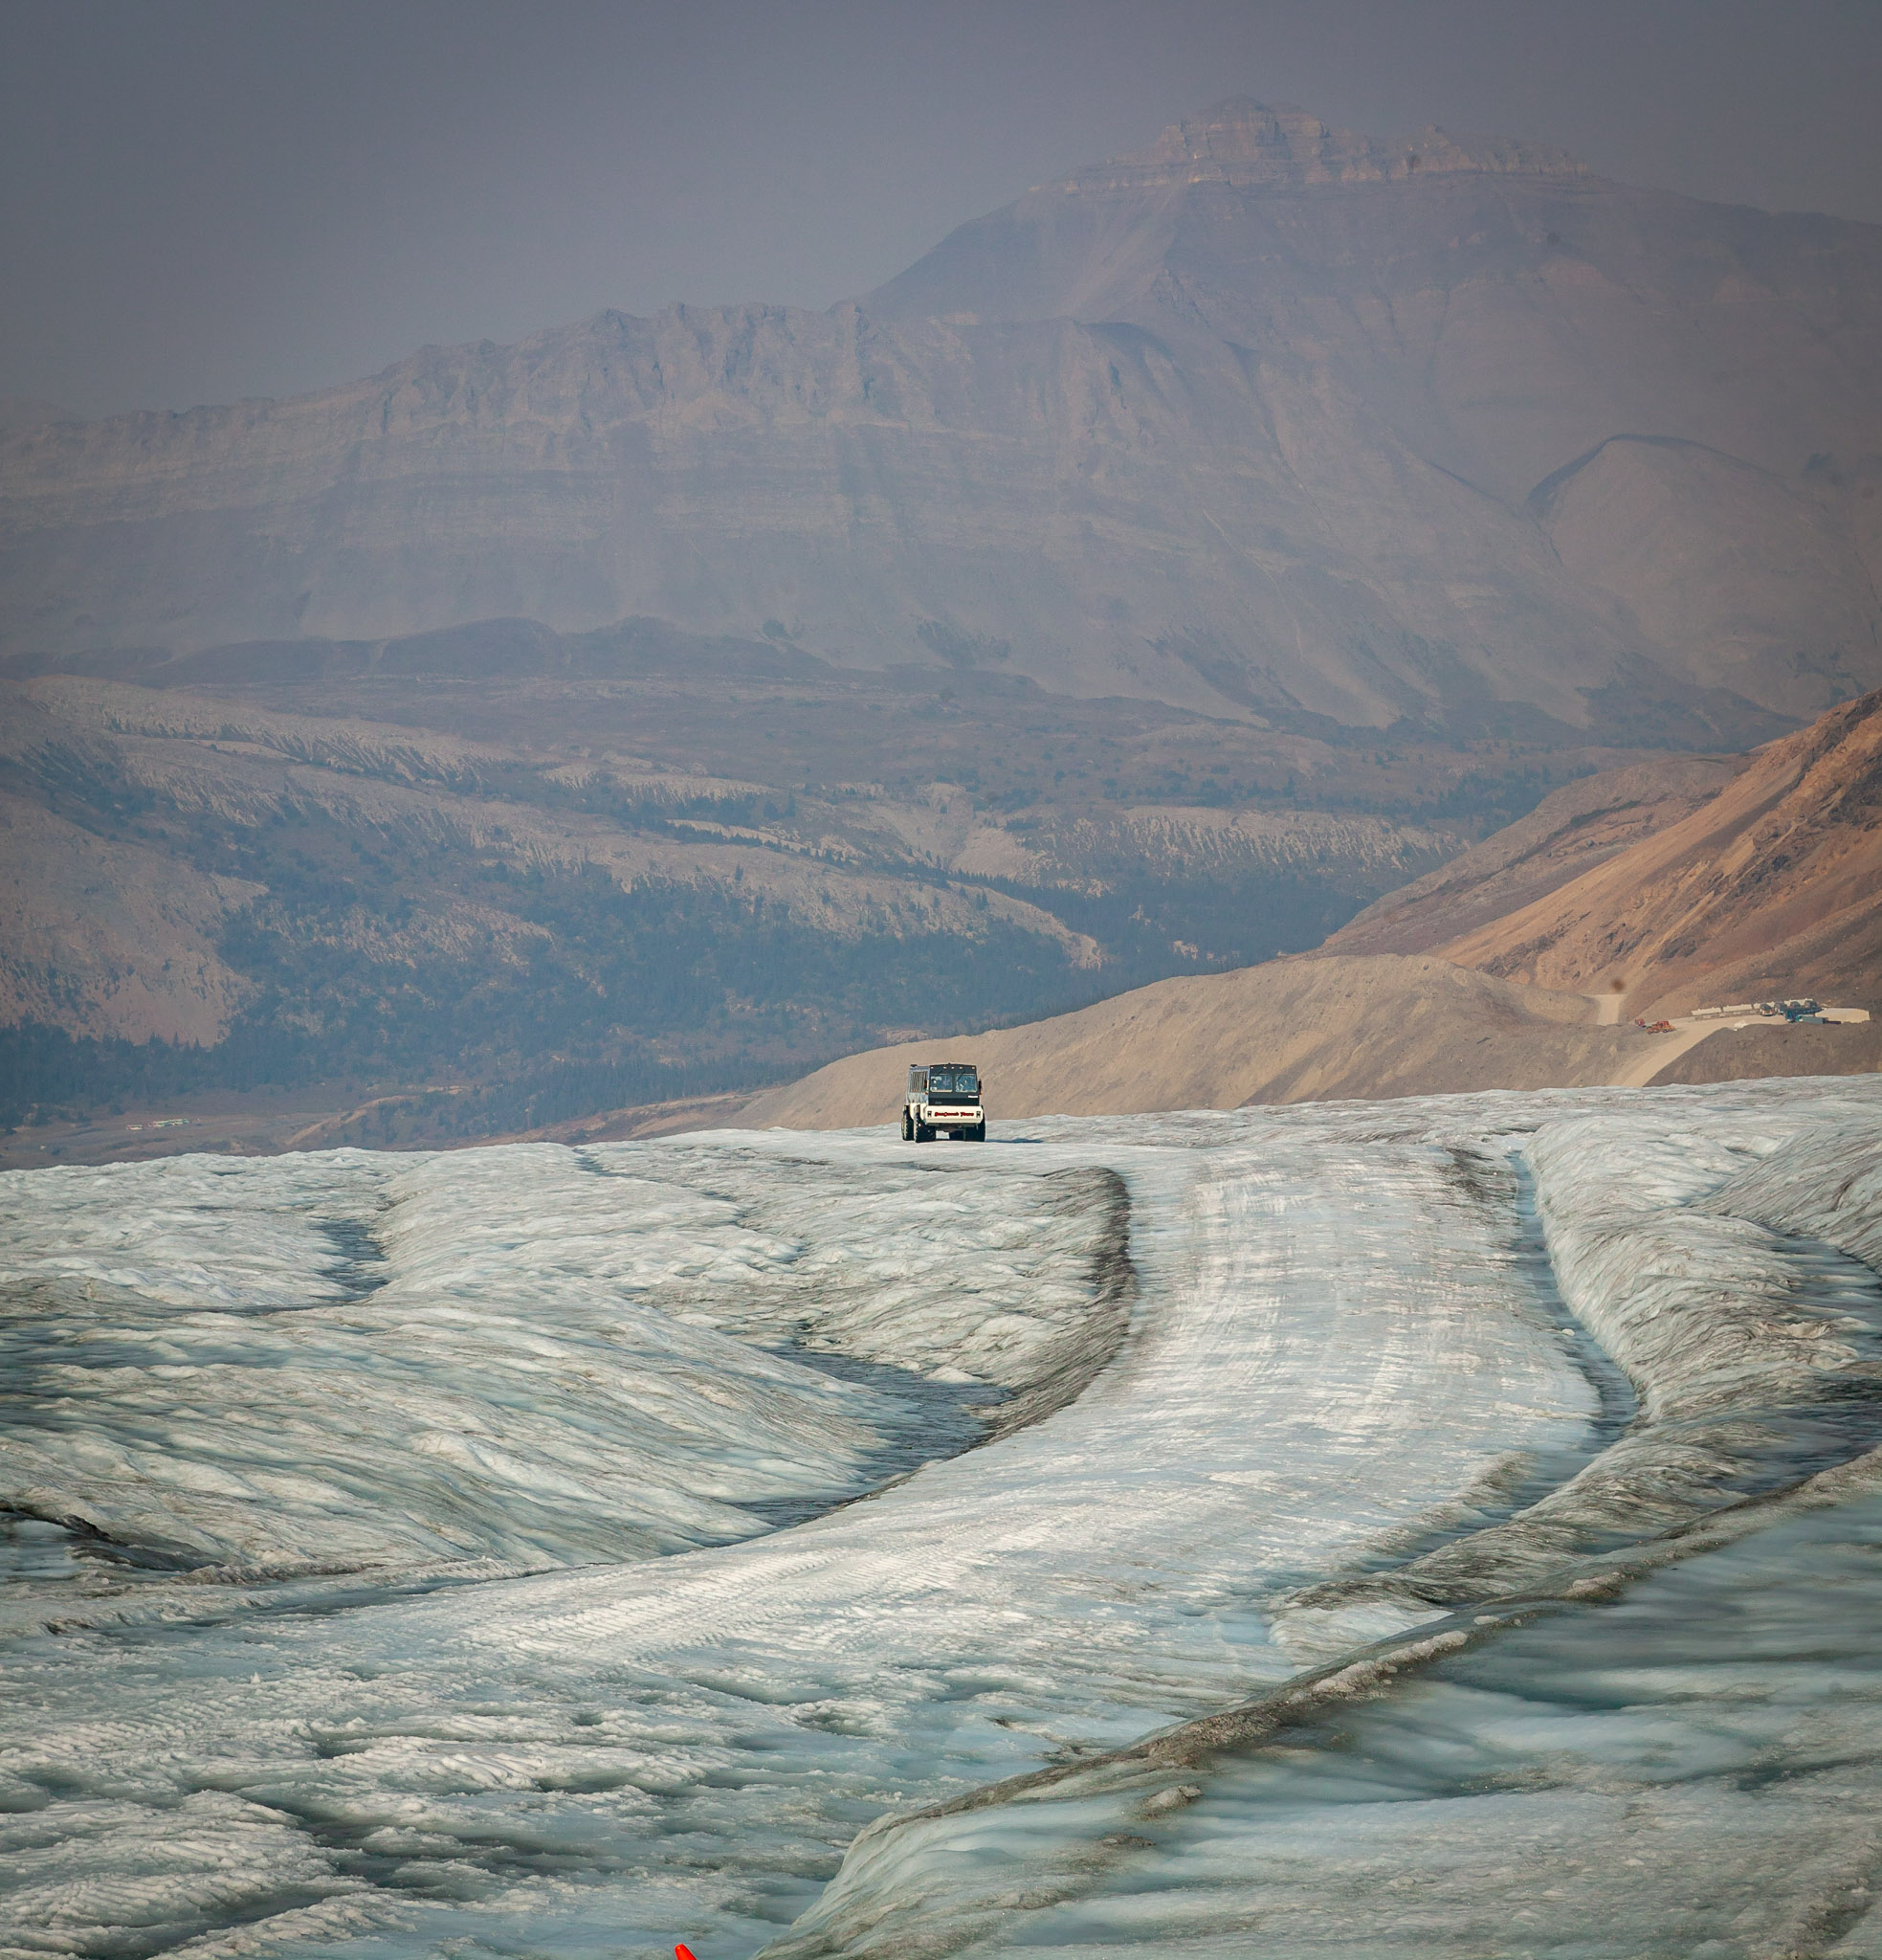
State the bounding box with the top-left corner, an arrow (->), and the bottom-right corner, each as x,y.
925,1068 -> 978,1099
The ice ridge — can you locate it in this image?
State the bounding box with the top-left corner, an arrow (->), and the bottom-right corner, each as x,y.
5,1079 -> 1882,1960
0,1144 -> 1125,1581
755,1089 -> 1882,1958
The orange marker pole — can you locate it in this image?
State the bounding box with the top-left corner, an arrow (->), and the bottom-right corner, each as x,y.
675,1947 -> 699,1960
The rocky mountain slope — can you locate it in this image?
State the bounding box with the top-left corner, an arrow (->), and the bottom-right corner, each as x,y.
733,953 -> 1651,1126
5,99 -> 1878,739
1322,753 -> 1746,956
737,690 -> 1881,1127
1432,684 -> 1882,1018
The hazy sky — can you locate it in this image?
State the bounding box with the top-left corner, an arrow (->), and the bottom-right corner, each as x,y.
5,0 -> 1879,419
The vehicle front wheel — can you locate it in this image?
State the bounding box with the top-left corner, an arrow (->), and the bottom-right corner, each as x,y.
900,1109 -> 913,1140
971,1122 -> 986,1142
916,1121 -> 934,1143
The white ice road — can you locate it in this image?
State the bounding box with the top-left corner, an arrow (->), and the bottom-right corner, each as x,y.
3,1079 -> 1882,1959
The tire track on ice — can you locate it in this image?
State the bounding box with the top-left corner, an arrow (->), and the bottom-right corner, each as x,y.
0,1106 -> 1631,1957
758,1089 -> 1882,1960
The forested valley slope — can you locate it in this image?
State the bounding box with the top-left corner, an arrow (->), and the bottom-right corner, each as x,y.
2,620 -> 1533,1161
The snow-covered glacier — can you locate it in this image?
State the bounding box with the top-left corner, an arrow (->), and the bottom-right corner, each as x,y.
3,1079 -> 1880,1959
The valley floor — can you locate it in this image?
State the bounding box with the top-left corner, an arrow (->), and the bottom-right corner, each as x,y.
3,1079 -> 1881,1957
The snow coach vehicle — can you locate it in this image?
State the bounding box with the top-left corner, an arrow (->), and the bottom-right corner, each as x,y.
902,1061 -> 985,1142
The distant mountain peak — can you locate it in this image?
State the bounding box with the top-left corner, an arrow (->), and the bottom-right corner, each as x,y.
1059,95 -> 1588,194
1140,97 -> 1371,168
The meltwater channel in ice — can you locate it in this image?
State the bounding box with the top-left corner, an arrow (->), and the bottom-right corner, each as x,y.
3,1077 -> 1881,1960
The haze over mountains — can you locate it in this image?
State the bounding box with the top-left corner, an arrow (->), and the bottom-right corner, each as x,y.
5,99 -> 1880,744
5,97 -> 1880,1157
11,48 -> 1882,1959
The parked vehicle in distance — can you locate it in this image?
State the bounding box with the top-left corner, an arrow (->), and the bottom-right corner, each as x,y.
902,1061 -> 985,1142
1692,996 -> 1824,1021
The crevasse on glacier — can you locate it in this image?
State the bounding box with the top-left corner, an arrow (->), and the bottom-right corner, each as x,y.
2,1078 -> 1880,1960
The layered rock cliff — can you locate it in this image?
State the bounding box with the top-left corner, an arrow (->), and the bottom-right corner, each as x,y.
4,99 -> 1879,736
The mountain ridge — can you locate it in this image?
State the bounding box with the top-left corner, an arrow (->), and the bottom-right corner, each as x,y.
1429,682 -> 1882,1019
5,99 -> 1878,736
1058,98 -> 1591,192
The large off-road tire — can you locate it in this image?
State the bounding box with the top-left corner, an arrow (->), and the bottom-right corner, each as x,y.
915,1121 -> 934,1143
900,1109 -> 913,1141
971,1122 -> 987,1142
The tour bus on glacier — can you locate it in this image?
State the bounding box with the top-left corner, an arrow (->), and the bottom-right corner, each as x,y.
901,1060 -> 985,1142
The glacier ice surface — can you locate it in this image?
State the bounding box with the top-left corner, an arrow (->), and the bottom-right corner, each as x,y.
0,1145 -> 1120,1573
1,1077 -> 1878,1960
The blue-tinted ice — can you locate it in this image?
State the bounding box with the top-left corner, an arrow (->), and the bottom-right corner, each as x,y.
2,1079 -> 1878,1959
